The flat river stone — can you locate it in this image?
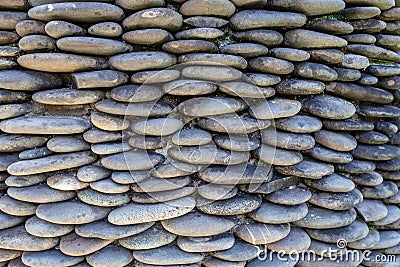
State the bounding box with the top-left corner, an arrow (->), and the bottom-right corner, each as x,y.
326,82 -> 393,104
33,88 -> 104,105
250,202 -> 308,223
302,95 -> 356,120
22,249 -> 84,267
0,226 -> 59,251
178,97 -> 246,117
60,233 -> 113,256
36,201 -> 111,224
162,211 -> 235,237
234,222 -> 290,245
0,70 -> 62,91
294,206 -> 357,229
122,8 -> 183,31
230,10 -> 306,30
285,29 -> 347,48
17,53 -> 108,72
0,134 -> 47,153
109,52 -> 176,72
7,151 -> 96,176
7,185 -> 75,203
177,232 -> 235,253
197,194 -> 261,215
108,197 -> 195,225
101,150 -> 164,171
315,130 -> 357,151
28,2 -> 124,23
86,245 -> 133,267
25,216 -> 73,237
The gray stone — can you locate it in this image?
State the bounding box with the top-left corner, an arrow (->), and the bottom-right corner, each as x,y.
276,160 -> 334,179
246,73 -> 281,87
91,178 -> 129,194
75,221 -> 153,240
123,8 -> 182,31
18,35 -> 55,51
178,97 -> 246,117
0,134 -> 47,153
15,20 -> 45,37
7,151 -> 96,176
0,31 -> 18,45
0,70 -> 62,91
277,79 -> 324,95
234,222 -> 290,245
132,245 -> 203,265
326,82 -> 393,104
0,90 -> 29,104
214,134 -> 260,151
353,144 -> 400,160
371,231 -> 400,249
265,185 -> 311,205
109,51 -> 176,72
295,206 -> 357,229
205,258 -> 245,267
177,232 -> 235,253
131,118 -> 183,136
308,189 -> 363,210
175,28 -> 224,40
36,201 -> 111,224
196,194 -> 261,215
335,68 -> 361,82
351,19 -> 387,33
257,145 -> 303,166
249,56 -> 294,75
220,43 -> 268,58
355,131 -> 389,144
302,95 -> 356,120
162,40 -> 217,54
295,62 -> 338,81
131,70 -> 180,84
271,0 -> 345,15
309,18 -> 353,34
213,239 -> 259,262
350,172 -> 383,186
131,187 -> 196,204
356,199 -> 388,222
358,74 -> 378,85
122,29 -> 172,46
44,20 -> 86,38
111,170 -> 150,184
6,174 -> 47,187
91,142 -> 132,155
234,30 -> 283,47
306,219 -> 369,243
119,224 -> 176,250
72,70 -> 129,89
199,163 -> 271,185
77,189 -> 130,207
83,129 -> 122,144
250,202 -> 308,224
132,176 -> 190,193
33,88 -> 104,105
95,99 -> 172,117
88,22 -> 122,37
348,44 -> 400,63
284,29 -> 347,49
0,211 -> 25,230
275,115 -> 322,133
337,160 -> 375,174
115,0 -> 164,10
368,64 -> 400,77
60,233 -> 113,257
152,162 -> 200,178
323,119 -> 374,131
22,250 -> 84,267
28,2 -> 124,23
309,49 -> 344,64
218,81 -> 275,98
358,105 -> 400,118
0,195 -> 36,216
184,16 -> 228,28
305,173 -> 355,192
270,47 -> 310,61
101,150 -> 164,171
162,211 -> 234,237
17,53 -> 108,73
86,245 -> 133,267
47,136 -> 89,153
343,33 -> 376,44
162,80 -> 217,96
77,165 -> 110,183
348,229 -> 380,250
261,129 -> 315,150
230,10 -> 306,30
108,197 -> 195,225
0,226 -> 58,251
306,145 -> 353,163
342,6 -> 381,20
315,130 -> 357,152
182,65 -> 243,81
250,98 -> 301,120
268,227 -> 311,253
0,248 -> 21,263
25,216 -> 73,237
180,0 -> 236,17
178,53 -> 247,69
374,205 -> 400,226
362,181 -> 398,199
197,184 -> 238,201
198,116 -> 270,134
8,185 -> 75,204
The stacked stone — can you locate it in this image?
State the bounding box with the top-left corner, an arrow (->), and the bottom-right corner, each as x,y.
0,0 -> 399,266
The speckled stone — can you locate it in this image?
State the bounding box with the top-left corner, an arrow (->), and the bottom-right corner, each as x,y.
36,201 -> 111,224
276,160 -> 334,179
213,239 -> 259,262
306,145 -> 353,163
305,173 -> 355,192
162,211 -> 235,237
119,224 -> 176,250
132,244 -> 204,265
265,185 -> 311,205
362,181 -> 398,199
294,206 -> 357,229
7,184 -> 75,204
122,8 -> 182,31
22,249 -> 84,267
348,229 -> 380,250
196,194 -> 261,215
275,115 -> 322,133
0,195 -> 36,216
25,216 -> 73,238
60,233 -> 113,257
108,197 -> 195,225
0,210 -> 26,230
315,130 -> 357,152
356,199 -> 388,222
308,189 -> 363,210
250,202 -> 308,224
234,222 -> 290,245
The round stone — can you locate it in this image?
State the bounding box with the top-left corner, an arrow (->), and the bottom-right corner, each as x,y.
88,22 -> 122,37
119,224 -> 176,250
213,239 -> 259,262
178,97 -> 246,117
356,199 -> 388,222
0,195 -> 37,216
109,51 -> 176,72
77,189 -> 130,207
131,118 -> 183,136
284,29 -> 347,48
295,62 -> 338,81
275,115 -> 322,133
276,79 -> 324,95
295,206 -> 357,229
25,216 -> 73,237
162,40 -> 217,54
250,202 -> 308,223
305,173 -> 355,193
133,244 -> 203,265
122,8 -> 183,31
171,129 -> 212,146
86,245 -> 133,267
182,65 -> 243,82
108,197 -> 195,225
315,130 -> 357,152
276,160 -> 334,179
267,227 -> 311,253
306,145 -> 353,163
44,20 -> 86,39
101,150 -> 164,171
220,43 -> 268,58
308,189 -> 363,210
60,233 -> 113,257
302,95 -> 356,120
36,201 -> 111,224
234,222 -> 290,245
22,249 -> 84,267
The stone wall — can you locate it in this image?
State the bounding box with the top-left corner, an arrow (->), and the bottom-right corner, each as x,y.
0,0 -> 400,266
